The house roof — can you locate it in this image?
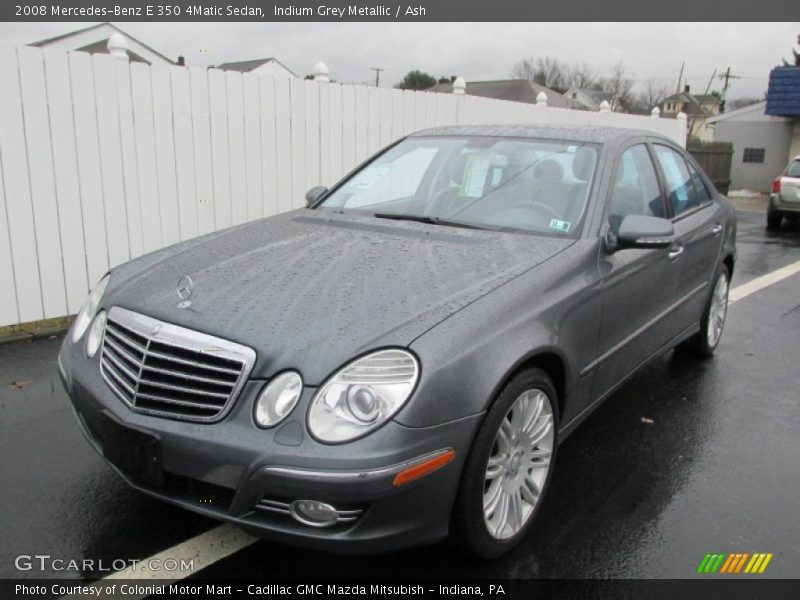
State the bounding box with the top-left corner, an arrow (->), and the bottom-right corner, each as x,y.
426,79 -> 572,109
215,58 -> 297,77
705,101 -> 768,124
30,23 -> 175,65
566,88 -> 614,103
659,91 -> 718,117
766,66 -> 800,117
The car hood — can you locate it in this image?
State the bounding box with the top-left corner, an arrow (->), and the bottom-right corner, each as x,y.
106,210 -> 573,383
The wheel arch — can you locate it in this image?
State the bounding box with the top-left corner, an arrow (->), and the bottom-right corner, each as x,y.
723,253 -> 735,278
490,348 -> 570,423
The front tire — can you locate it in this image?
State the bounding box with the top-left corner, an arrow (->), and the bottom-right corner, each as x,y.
451,368 -> 557,558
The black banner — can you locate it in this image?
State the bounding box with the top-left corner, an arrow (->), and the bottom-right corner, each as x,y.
2,0 -> 796,22
5,579 -> 800,600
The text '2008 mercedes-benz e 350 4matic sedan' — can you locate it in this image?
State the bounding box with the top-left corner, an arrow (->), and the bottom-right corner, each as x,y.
59,125 -> 736,558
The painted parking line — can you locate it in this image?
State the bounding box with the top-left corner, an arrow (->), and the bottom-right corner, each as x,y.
67,258 -> 800,594
63,525 -> 256,599
729,259 -> 800,305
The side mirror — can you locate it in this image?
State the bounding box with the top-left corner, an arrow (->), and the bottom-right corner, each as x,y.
305,185 -> 328,207
608,215 -> 674,252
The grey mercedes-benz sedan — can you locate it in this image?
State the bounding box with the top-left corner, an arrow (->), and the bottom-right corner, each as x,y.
59,125 -> 736,558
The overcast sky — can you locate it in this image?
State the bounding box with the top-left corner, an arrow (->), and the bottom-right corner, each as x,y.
1,22 -> 797,99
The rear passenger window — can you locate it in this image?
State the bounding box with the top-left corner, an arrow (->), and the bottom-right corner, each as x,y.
609,145 -> 663,233
687,161 -> 712,205
654,145 -> 701,216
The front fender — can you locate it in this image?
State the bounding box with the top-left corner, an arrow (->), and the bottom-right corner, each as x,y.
396,242 -> 602,429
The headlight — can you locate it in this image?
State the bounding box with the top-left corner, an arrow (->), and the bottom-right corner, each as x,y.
307,349 -> 419,444
254,371 -> 303,428
71,275 -> 110,343
85,311 -> 107,358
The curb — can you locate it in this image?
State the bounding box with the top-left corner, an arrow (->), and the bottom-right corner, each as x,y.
0,324 -> 70,346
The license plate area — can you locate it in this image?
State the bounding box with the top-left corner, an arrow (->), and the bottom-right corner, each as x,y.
101,412 -> 164,488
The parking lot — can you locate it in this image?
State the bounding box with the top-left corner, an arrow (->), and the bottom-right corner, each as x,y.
1,207 -> 799,581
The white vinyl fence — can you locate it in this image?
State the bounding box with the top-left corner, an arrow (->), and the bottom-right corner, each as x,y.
0,45 -> 685,328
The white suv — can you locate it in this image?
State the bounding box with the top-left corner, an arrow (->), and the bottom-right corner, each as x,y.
768,155 -> 800,230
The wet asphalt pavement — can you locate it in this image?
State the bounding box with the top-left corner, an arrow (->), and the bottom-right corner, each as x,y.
1,209 -> 799,580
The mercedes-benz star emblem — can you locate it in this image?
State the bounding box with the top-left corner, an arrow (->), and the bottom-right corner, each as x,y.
177,275 -> 194,309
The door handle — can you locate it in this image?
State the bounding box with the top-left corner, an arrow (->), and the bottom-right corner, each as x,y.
710,223 -> 723,235
668,245 -> 685,261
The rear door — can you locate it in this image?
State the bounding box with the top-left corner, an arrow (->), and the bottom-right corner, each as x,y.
652,144 -> 725,333
592,143 -> 679,398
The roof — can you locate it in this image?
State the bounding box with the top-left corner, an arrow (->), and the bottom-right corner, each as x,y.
660,90 -> 720,117
565,88 -> 614,102
409,124 -> 670,144
426,79 -> 572,109
30,23 -> 175,65
705,101 -> 770,124
215,58 -> 297,77
766,66 -> 800,117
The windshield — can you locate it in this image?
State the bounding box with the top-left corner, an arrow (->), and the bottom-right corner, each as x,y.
317,136 -> 599,236
787,160 -> 800,178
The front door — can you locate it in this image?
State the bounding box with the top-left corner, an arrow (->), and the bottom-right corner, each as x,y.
592,143 -> 679,398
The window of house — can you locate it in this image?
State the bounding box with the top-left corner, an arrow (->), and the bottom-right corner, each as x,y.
743,148 -> 766,164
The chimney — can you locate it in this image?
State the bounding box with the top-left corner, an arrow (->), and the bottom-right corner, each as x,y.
684,84 -> 690,93
177,56 -> 186,66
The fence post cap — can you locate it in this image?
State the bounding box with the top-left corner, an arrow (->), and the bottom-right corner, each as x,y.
677,111 -> 688,122
536,91 -> 548,106
313,61 -> 330,83
651,106 -> 661,118
107,33 -> 129,60
599,100 -> 611,112
452,77 -> 466,95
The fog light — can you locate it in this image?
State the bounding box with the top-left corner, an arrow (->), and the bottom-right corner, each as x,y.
290,499 -> 339,528
85,311 -> 106,358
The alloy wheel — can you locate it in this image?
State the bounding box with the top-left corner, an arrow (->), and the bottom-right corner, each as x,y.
707,273 -> 729,348
483,388 -> 554,540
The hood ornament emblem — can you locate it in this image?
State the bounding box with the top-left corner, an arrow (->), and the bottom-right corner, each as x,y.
177,275 -> 194,309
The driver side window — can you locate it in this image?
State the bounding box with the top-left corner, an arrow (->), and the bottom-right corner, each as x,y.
609,145 -> 664,233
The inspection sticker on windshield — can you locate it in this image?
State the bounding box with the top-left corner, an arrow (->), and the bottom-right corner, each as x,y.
549,218 -> 571,233
346,163 -> 391,191
459,154 -> 491,198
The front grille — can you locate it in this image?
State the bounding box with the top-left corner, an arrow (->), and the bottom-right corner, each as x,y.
100,307 -> 256,422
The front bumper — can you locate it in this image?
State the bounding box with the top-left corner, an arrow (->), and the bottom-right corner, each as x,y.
58,338 -> 481,553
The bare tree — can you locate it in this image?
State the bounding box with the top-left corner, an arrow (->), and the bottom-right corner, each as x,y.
565,62 -> 599,90
636,78 -> 671,112
510,57 -> 537,82
599,61 -> 635,111
510,56 -> 567,91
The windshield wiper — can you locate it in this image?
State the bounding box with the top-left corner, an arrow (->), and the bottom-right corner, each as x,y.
373,213 -> 489,231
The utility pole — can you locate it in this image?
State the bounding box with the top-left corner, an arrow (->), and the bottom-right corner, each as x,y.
676,61 -> 685,94
370,66 -> 384,87
717,67 -> 741,112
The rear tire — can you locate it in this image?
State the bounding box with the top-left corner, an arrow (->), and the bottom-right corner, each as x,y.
676,265 -> 730,358
767,211 -> 782,231
451,368 -> 557,558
